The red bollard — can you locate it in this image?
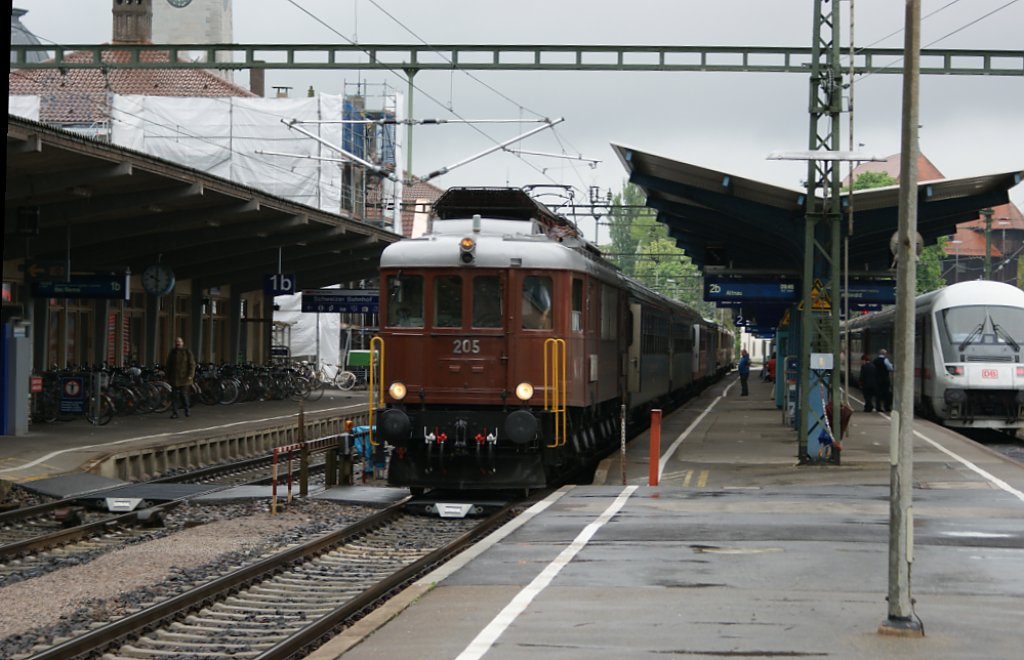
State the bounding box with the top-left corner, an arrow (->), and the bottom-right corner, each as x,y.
649,409 -> 662,486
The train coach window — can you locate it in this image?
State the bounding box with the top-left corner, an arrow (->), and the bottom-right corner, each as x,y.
472,276 -> 503,328
435,275 -> 463,327
387,274 -> 424,328
522,276 -> 553,329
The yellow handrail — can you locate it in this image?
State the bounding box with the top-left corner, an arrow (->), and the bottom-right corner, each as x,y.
368,336 -> 385,446
543,338 -> 567,448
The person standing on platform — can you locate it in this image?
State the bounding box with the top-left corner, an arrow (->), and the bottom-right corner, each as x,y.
166,336 -> 196,419
872,348 -> 894,413
858,354 -> 878,412
738,349 -> 751,396
766,355 -> 777,383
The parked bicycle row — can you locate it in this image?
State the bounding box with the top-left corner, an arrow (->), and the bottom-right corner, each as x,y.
29,361 -> 368,426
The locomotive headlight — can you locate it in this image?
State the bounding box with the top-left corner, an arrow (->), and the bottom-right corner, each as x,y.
514,382 -> 534,401
459,237 -> 476,264
388,382 -> 408,401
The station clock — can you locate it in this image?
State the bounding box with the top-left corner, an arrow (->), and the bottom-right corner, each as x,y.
142,263 -> 176,297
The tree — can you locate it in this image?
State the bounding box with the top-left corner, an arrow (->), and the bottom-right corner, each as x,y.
851,170 -> 897,190
604,181 -> 655,277
917,237 -> 948,293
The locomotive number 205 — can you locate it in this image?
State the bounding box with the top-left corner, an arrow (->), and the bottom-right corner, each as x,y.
452,339 -> 481,354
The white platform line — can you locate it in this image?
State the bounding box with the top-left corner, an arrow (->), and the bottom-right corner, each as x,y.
0,404 -> 362,475
847,393 -> 1024,503
455,485 -> 638,660
658,377 -> 738,482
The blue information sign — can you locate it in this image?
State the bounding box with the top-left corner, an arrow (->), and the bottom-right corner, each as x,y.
59,376 -> 86,414
704,278 -> 799,302
32,273 -> 130,300
301,289 -> 379,314
844,281 -> 896,304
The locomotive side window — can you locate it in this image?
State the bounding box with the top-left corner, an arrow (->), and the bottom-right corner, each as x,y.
571,278 -> 583,332
387,274 -> 424,328
522,276 -> 553,329
435,275 -> 463,327
472,276 -> 503,328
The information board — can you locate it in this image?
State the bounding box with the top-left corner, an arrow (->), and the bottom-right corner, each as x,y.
301,289 -> 379,314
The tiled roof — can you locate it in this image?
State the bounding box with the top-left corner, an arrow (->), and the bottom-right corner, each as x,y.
9,47 -> 255,124
954,202 -> 1024,232
844,153 -> 945,186
946,225 -> 1003,257
401,180 -> 445,236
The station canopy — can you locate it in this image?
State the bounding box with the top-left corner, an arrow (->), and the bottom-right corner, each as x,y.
613,143 -> 1023,274
6,115 -> 398,293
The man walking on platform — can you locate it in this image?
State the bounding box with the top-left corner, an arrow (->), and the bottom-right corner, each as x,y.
738,349 -> 751,396
166,337 -> 196,419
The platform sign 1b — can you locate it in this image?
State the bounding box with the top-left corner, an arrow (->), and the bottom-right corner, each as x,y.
264,273 -> 296,295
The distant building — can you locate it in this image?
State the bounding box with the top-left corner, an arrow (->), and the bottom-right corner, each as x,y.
10,7 -> 49,64
848,154 -> 1023,287
8,1 -> 255,139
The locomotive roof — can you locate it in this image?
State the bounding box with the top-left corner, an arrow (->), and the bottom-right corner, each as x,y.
433,187 -> 584,242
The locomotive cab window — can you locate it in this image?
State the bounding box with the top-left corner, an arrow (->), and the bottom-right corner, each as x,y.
386,274 -> 424,328
522,276 -> 553,330
472,275 -> 503,328
434,275 -> 463,328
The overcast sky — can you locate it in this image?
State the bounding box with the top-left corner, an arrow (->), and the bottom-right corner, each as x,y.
13,0 -> 1023,242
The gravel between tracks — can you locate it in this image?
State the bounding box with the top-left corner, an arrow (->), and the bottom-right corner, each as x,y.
0,501 -> 341,640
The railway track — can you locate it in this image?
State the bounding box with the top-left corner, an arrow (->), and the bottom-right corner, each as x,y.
0,445 -> 338,585
27,500 -> 516,659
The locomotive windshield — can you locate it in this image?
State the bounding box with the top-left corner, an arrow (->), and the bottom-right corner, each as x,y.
937,304 -> 1024,362
387,274 -> 424,327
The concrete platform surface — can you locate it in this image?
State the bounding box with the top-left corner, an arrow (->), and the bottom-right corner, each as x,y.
309,376 -> 1024,660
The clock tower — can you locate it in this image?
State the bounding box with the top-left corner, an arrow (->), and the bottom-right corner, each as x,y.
152,0 -> 233,71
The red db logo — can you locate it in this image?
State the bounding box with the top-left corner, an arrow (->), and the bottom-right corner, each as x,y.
981,368 -> 998,379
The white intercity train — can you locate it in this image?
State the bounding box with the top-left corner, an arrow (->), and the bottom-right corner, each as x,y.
845,280 -> 1024,430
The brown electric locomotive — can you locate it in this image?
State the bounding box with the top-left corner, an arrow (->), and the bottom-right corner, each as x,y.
372,187 -> 732,492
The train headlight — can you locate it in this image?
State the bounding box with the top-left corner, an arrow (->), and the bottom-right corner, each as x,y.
459,237 -> 476,264
945,365 -> 964,376
514,382 -> 534,401
944,388 -> 966,404
388,382 -> 408,401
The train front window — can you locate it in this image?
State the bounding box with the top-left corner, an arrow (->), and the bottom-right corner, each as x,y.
472,276 -> 503,328
522,276 -> 553,329
434,275 -> 463,328
938,305 -> 1024,361
387,274 -> 424,328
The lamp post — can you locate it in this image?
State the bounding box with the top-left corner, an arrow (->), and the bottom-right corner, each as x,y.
981,208 -> 994,280
949,239 -> 962,284
997,219 -> 1011,281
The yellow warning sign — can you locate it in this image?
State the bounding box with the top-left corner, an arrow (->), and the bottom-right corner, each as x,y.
779,309 -> 791,329
797,278 -> 832,312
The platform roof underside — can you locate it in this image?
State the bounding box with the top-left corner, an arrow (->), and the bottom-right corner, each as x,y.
613,144 -> 1023,274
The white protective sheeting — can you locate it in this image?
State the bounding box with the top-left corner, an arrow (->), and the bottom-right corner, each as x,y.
275,289 -> 341,378
8,95 -> 40,121
109,94 -> 344,213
